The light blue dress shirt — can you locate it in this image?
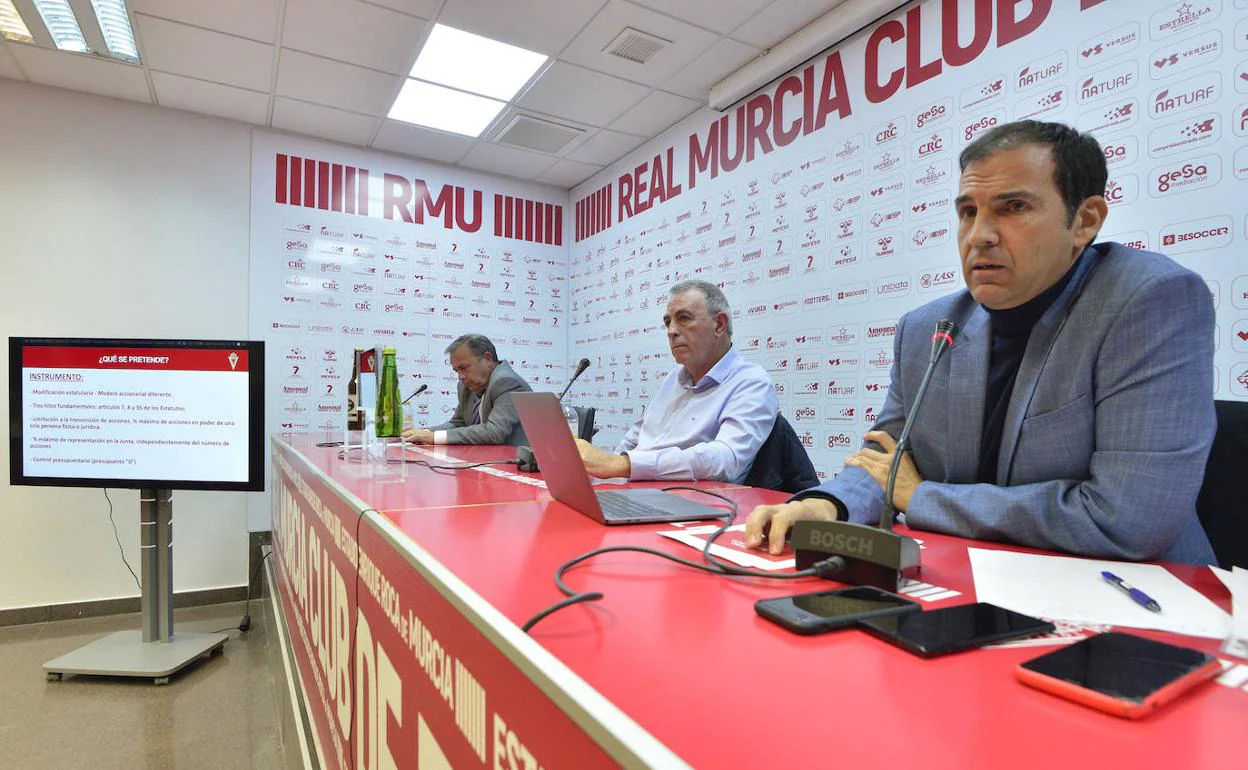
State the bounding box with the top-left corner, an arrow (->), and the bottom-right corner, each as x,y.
614,346 -> 778,483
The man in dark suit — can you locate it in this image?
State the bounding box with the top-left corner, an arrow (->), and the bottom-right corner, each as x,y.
402,334 -> 532,446
745,120 -> 1217,564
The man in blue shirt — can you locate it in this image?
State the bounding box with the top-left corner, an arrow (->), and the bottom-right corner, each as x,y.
575,280 -> 778,483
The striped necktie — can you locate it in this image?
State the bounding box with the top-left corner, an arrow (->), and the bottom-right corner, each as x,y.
470,396 -> 482,424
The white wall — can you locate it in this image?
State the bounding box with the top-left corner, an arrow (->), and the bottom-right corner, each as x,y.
0,79 -> 254,609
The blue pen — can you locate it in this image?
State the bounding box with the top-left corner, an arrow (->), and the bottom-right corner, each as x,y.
1102,571 -> 1162,613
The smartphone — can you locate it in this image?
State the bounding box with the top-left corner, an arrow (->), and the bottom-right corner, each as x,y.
754,586 -> 920,635
1016,631 -> 1222,718
859,602 -> 1054,657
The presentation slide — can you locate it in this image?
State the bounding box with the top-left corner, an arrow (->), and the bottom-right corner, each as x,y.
20,346 -> 251,482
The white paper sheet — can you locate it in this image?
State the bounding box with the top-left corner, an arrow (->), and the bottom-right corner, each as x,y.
967,548 -> 1232,639
1211,565 -> 1248,659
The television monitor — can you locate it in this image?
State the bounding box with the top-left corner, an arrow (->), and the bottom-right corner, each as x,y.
9,337 -> 265,491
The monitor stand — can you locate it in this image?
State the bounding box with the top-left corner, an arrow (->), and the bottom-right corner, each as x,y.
43,489 -> 227,684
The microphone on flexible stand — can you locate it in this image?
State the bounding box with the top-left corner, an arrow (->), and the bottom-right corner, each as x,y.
790,319 -> 956,591
558,358 -> 591,400
401,382 -> 428,405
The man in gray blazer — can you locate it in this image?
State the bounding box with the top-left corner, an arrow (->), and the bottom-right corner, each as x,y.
745,120 -> 1217,564
402,334 -> 532,446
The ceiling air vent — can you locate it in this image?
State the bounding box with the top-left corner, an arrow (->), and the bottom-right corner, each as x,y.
494,113 -> 585,154
603,27 -> 670,64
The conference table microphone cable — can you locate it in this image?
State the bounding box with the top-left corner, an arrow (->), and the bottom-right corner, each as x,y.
521,487 -> 847,633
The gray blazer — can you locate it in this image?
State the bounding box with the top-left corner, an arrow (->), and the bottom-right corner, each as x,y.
431,360 -> 532,446
799,242 -> 1217,564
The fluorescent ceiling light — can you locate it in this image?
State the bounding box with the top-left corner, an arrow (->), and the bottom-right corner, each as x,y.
387,80 -> 507,137
32,0 -> 89,53
409,24 -> 546,101
0,1 -> 33,42
90,0 -> 139,62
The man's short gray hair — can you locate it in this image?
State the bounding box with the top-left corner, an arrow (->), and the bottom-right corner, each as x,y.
669,279 -> 732,336
444,333 -> 498,360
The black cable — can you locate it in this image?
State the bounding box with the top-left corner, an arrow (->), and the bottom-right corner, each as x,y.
103,489 -> 141,592
214,550 -> 272,635
387,458 -> 521,470
521,487 -> 846,632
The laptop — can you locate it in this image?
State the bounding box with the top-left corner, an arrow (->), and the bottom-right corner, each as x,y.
512,391 -> 731,525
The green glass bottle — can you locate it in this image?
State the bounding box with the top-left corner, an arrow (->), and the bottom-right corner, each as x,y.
375,346 -> 402,438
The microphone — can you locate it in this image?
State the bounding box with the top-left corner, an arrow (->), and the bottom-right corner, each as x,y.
557,358 -> 591,401
881,319 -> 955,531
401,383 -> 428,405
789,319 -> 956,592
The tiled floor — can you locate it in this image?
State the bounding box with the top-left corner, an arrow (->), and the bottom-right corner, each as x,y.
0,599 -> 294,769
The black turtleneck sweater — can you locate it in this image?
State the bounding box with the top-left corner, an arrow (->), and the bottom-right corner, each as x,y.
977,253 -> 1085,484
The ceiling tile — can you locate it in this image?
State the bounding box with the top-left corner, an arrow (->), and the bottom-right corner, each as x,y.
6,46 -> 152,103
458,142 -> 557,181
0,42 -> 24,80
517,61 -> 647,127
537,158 -> 604,188
372,120 -> 477,165
566,128 -> 644,165
135,15 -> 274,91
272,96 -> 380,146
608,90 -> 699,137
276,49 -> 402,116
129,0 -> 281,44
662,37 -> 759,101
282,0 -> 426,75
152,72 -> 270,125
436,0 -> 608,56
362,0 -> 438,18
560,0 -> 718,88
629,0 -> 773,35
730,0 -> 842,49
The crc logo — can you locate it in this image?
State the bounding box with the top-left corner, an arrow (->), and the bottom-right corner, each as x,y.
353,301 -> 372,312
1016,50 -> 1067,92
912,98 -> 951,130
1150,1 -> 1219,39
1078,60 -> 1138,104
1103,175 -> 1139,208
287,258 -> 306,270
1151,71 -> 1220,117
1149,155 -> 1220,195
1148,114 -> 1219,157
1158,215 -> 1233,254
1149,30 -> 1222,79
961,109 -> 1005,144
910,128 -> 951,162
872,117 -> 902,145
1079,22 -> 1141,68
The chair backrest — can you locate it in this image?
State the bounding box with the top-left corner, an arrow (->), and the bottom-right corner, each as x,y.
743,413 -> 820,493
1196,399 -> 1248,568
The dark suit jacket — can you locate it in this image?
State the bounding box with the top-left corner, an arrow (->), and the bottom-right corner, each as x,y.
798,242 -> 1216,564
431,360 -> 532,445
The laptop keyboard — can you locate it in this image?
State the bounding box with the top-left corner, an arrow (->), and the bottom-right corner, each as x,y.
595,491 -> 669,520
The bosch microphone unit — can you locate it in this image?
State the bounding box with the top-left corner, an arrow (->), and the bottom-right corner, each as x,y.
401,382 -> 428,405
558,358 -> 591,401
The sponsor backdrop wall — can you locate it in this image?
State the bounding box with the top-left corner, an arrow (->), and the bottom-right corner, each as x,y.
249,132 -> 570,448
0,80 -> 252,609
569,0 -> 1248,483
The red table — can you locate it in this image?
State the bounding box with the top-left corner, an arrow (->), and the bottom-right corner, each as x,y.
270,435 -> 1246,770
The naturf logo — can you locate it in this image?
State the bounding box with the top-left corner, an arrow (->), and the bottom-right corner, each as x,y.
1016,50 -> 1067,91
1078,60 -> 1139,104
910,128 -> 951,162
1079,22 -> 1141,68
1150,1 -> 1219,39
1014,86 -> 1065,120
794,356 -> 820,372
1103,175 -> 1139,208
1151,71 -> 1220,117
1148,114 -> 1220,157
1148,30 -> 1222,80
961,109 -> 1005,144
1149,155 -> 1220,196
961,75 -> 1005,110
1158,214 -> 1233,253
1102,136 -> 1138,166
872,116 -> 903,146
1078,97 -> 1138,134
912,98 -> 952,130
